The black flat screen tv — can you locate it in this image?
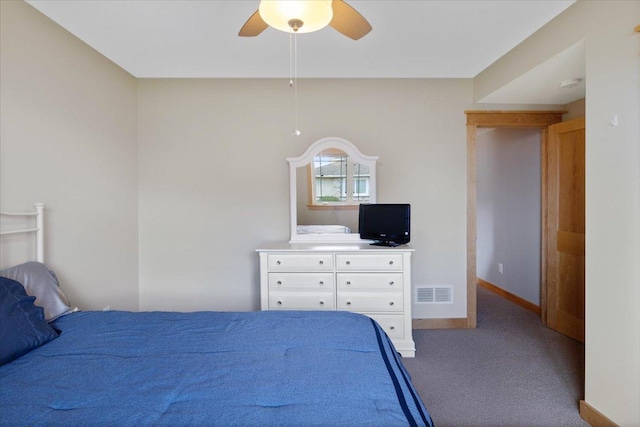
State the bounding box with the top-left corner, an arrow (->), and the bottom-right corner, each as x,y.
358,203 -> 410,247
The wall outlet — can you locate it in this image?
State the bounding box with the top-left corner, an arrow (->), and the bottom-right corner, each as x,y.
498,263 -> 504,274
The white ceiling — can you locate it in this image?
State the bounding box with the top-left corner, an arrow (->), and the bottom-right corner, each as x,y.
26,0 -> 584,104
477,39 -> 585,105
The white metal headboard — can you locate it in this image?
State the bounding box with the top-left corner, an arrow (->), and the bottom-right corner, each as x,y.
0,203 -> 45,263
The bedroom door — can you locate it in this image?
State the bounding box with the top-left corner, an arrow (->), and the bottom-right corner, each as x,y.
545,117 -> 585,343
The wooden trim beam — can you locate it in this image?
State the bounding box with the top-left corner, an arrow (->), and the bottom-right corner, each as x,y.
466,124 -> 478,328
413,318 -> 469,330
580,400 -> 619,427
464,110 -> 565,332
465,110 -> 566,128
478,279 -> 541,315
540,127 -> 549,325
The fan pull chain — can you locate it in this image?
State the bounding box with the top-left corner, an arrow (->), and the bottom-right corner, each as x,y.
289,31 -> 293,88
290,31 -> 301,136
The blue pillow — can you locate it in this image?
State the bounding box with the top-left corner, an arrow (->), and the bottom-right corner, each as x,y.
0,276 -> 58,365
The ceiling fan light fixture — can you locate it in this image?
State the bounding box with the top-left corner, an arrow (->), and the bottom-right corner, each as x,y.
560,78 -> 582,89
259,0 -> 333,33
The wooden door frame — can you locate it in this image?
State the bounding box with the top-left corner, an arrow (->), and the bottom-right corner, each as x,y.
465,110 -> 565,328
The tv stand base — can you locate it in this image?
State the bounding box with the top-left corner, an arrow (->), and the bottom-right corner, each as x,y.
371,241 -> 400,247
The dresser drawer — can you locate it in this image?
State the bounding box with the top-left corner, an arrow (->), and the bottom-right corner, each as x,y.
367,314 -> 405,340
335,254 -> 403,271
269,273 -> 334,290
268,254 -> 333,270
337,273 -> 403,291
337,293 -> 403,312
269,293 -> 335,310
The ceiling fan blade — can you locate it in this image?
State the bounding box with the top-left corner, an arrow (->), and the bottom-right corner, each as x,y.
330,0 -> 372,40
239,10 -> 269,37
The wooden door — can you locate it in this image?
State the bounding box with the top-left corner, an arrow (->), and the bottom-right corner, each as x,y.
545,117 -> 585,343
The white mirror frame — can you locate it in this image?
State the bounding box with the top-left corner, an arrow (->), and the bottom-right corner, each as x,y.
288,137 -> 378,243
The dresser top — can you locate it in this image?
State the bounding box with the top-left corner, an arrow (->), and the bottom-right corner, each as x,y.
256,241 -> 414,252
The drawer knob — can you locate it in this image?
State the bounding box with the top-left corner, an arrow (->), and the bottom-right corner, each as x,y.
277,300 -> 283,305
319,281 -> 324,285
319,260 -> 324,265
277,280 -> 282,285
346,301 -> 352,306
389,260 -> 394,265
319,301 -> 324,305
389,281 -> 394,285
346,281 -> 351,285
389,301 -> 395,306
276,260 -> 281,265
346,261 -> 351,265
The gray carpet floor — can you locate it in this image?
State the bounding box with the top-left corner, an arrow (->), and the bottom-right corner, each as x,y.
403,286 -> 587,427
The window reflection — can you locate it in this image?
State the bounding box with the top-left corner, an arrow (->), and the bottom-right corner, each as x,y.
311,151 -> 370,205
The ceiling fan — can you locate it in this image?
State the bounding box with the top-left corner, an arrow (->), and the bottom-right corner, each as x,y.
239,0 -> 372,40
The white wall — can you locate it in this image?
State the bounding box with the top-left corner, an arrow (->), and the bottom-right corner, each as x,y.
476,1 -> 640,424
2,1 -> 474,320
476,128 -> 541,305
0,1 -> 139,311
137,78 -> 472,317
563,98 -> 585,121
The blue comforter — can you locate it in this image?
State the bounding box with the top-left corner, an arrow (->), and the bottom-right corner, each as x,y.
0,310 -> 433,426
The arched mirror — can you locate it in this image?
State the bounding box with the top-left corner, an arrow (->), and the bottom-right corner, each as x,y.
288,137 -> 378,242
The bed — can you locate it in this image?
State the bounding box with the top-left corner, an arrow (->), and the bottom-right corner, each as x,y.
297,224 -> 352,234
0,204 -> 433,426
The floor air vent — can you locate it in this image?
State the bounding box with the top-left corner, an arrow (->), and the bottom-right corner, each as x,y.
416,286 -> 453,304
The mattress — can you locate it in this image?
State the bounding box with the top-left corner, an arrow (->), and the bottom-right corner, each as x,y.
0,310 -> 433,426
297,224 -> 352,234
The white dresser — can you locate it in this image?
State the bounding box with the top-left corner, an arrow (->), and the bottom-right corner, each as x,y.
256,242 -> 415,357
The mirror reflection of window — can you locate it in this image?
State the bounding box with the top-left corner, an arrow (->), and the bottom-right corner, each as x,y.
311,150 -> 370,206
288,136 -> 378,242
352,162 -> 370,201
